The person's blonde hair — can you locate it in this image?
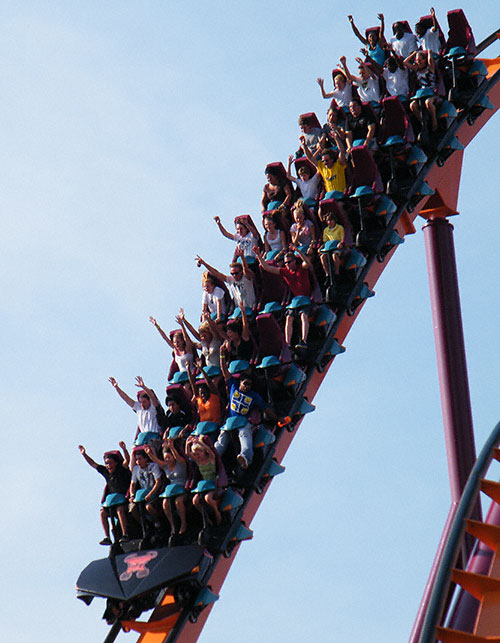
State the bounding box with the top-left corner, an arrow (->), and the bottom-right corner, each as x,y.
201,270 -> 214,285
293,198 -> 304,216
199,321 -> 211,334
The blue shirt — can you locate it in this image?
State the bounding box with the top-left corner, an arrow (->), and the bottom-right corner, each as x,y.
228,378 -> 267,418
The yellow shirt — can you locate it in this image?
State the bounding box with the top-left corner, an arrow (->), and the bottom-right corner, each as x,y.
317,159 -> 346,193
322,223 -> 344,244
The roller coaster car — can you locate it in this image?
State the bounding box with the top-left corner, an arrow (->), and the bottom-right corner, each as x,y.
378,97 -> 427,198
323,247 -> 367,309
442,9 -> 483,109
445,9 -> 477,59
416,14 -> 446,53
257,262 -> 290,311
331,66 -> 347,83
293,155 -> 320,208
346,281 -> 375,317
443,52 -> 488,111
298,112 -> 322,130
76,545 -> 213,623
293,155 -> 316,177
346,146 -> 397,253
255,312 -> 292,364
265,161 -> 289,185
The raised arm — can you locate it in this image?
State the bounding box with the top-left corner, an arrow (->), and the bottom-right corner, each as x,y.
291,244 -> 313,271
355,57 -> 378,79
186,363 -> 198,403
234,248 -> 253,281
195,255 -> 228,284
240,304 -> 251,342
144,445 -> 165,468
119,441 -> 130,468
299,136 -> 319,168
430,6 -> 438,32
196,360 -> 219,396
78,445 -> 99,469
108,377 -> 135,407
181,313 -> 201,342
202,311 -> 226,343
377,13 -> 387,47
165,438 -> 186,464
254,247 -> 282,275
332,130 -> 347,165
213,216 -> 235,241
134,376 -> 160,407
175,309 -> 195,354
286,155 -> 298,184
339,56 -> 355,83
149,317 -> 174,349
316,77 -> 334,100
402,51 -> 418,70
348,15 -> 367,45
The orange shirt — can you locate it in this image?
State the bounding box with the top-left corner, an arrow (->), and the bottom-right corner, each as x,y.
196,394 -> 222,424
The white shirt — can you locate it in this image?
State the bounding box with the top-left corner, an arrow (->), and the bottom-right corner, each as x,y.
234,233 -> 258,258
202,285 -> 226,315
355,76 -> 381,103
391,32 -> 418,59
383,67 -> 410,98
133,401 -> 161,434
227,274 -> 256,309
329,83 -> 352,108
295,173 -> 321,200
418,30 -> 441,54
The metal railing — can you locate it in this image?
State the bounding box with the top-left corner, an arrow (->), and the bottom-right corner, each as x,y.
418,419 -> 500,643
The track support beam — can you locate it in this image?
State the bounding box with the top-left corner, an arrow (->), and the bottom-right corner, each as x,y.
422,217 -> 479,526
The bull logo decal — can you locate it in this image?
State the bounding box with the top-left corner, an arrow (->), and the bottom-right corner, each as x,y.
119,551 -> 158,581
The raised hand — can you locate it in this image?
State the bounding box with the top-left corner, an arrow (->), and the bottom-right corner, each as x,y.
108,376 -> 117,387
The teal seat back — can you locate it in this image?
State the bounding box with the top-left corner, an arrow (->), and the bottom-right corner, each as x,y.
134,431 -> 161,446
284,363 -> 306,388
223,416 -> 249,431
134,488 -> 151,503
160,483 -> 186,499
192,421 -> 219,436
192,479 -> 216,494
253,426 -> 275,448
220,488 -> 244,512
102,493 -> 127,508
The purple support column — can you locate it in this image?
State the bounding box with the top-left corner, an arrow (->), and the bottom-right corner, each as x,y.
423,217 -> 479,514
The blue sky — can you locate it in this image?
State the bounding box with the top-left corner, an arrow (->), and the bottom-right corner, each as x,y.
1,2 -> 499,641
